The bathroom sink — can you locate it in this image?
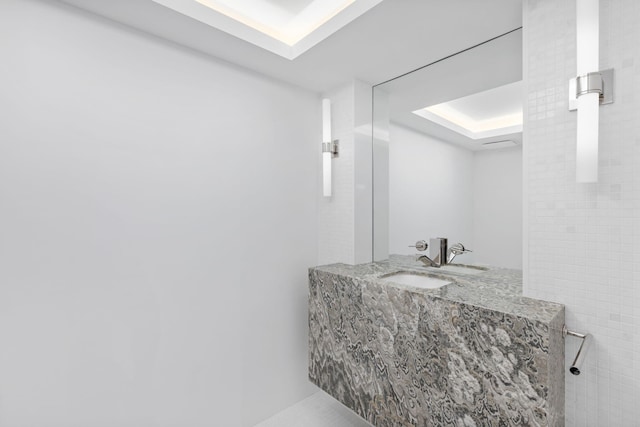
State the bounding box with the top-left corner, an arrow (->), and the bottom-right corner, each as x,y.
381,272 -> 452,289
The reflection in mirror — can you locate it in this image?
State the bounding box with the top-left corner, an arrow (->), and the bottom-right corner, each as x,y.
372,28 -> 523,269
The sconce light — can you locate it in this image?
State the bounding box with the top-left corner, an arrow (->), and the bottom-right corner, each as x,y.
569,0 -> 613,183
322,98 -> 339,197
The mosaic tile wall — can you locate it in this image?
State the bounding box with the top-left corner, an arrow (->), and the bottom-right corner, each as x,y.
524,1 -> 640,425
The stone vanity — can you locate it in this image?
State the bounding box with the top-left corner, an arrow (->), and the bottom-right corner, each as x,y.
308,255 -> 565,427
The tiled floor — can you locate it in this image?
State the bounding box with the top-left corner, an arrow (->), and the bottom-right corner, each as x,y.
254,392 -> 372,427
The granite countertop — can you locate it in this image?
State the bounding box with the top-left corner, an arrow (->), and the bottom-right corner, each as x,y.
311,254 -> 564,326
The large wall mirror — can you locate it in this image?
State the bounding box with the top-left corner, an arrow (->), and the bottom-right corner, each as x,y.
372,29 -> 523,269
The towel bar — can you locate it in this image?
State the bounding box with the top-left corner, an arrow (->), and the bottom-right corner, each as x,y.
563,325 -> 592,376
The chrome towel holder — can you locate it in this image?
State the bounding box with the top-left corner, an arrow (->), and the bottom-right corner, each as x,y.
563,325 -> 592,376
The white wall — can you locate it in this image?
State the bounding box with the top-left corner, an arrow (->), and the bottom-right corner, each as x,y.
388,125 -> 474,258
0,1 -> 318,426
473,147 -> 522,269
524,0 -> 640,425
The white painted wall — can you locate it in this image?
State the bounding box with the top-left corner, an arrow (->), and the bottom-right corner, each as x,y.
0,1 -> 318,426
388,125 -> 474,259
472,147 -> 522,269
524,0 -> 640,425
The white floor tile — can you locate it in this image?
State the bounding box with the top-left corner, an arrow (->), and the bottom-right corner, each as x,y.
253,392 -> 372,427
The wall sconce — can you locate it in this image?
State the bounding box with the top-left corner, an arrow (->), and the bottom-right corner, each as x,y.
568,0 -> 613,183
322,98 -> 339,197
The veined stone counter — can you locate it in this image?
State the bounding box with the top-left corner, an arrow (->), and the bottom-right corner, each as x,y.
308,255 -> 565,427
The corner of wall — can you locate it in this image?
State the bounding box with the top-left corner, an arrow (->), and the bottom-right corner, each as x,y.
317,80 -> 374,266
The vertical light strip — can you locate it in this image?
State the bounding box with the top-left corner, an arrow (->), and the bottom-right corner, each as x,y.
322,98 -> 332,197
576,0 -> 599,183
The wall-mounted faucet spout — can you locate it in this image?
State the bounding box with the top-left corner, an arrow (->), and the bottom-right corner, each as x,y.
410,238 -> 471,268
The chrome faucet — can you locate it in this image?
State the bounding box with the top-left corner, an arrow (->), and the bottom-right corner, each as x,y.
410,237 -> 471,267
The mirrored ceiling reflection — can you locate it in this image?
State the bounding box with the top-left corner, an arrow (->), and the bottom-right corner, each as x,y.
373,28 -> 523,269
382,28 -> 523,151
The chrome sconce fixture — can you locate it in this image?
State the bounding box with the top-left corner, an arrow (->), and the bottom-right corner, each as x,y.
322,98 -> 339,197
568,0 -> 613,183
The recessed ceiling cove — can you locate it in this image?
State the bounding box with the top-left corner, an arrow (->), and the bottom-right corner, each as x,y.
150,0 -> 383,59
412,81 -> 523,140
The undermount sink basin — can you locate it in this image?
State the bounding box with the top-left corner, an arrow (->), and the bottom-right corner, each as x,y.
425,264 -> 488,275
381,272 -> 452,289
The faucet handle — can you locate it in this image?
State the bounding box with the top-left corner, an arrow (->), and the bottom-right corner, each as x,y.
447,243 -> 471,264
449,243 -> 472,255
409,240 -> 428,251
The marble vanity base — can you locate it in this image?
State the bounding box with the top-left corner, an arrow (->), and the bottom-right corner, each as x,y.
309,260 -> 565,427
